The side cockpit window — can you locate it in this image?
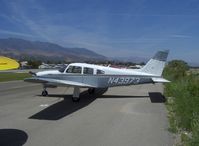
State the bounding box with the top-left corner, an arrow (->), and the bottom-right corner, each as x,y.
97,69 -> 105,74
83,67 -> 94,75
66,66 -> 82,74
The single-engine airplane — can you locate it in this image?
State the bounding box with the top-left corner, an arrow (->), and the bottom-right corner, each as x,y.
24,50 -> 170,102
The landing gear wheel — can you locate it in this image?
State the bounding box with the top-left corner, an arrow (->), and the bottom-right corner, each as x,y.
88,88 -> 95,94
72,97 -> 80,102
42,90 -> 48,96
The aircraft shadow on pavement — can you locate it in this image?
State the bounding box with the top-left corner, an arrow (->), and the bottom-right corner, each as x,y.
29,90 -> 165,121
0,129 -> 28,146
29,88 -> 109,120
29,90 -> 100,120
148,92 -> 166,103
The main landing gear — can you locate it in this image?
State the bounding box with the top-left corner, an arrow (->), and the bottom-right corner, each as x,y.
88,88 -> 95,94
72,87 -> 80,102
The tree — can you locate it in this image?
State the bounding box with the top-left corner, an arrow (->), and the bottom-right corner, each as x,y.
27,60 -> 42,69
163,60 -> 189,80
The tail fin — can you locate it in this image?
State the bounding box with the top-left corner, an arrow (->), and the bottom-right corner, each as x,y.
139,50 -> 169,76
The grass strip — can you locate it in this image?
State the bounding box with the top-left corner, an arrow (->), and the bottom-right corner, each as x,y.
0,72 -> 31,82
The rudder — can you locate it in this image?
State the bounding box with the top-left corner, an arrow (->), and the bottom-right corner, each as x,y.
139,50 -> 169,76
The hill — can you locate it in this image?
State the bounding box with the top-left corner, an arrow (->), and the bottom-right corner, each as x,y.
0,38 -> 106,62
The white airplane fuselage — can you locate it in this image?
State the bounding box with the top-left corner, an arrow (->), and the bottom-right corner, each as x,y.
25,50 -> 170,102
36,63 -> 153,76
34,63 -> 158,88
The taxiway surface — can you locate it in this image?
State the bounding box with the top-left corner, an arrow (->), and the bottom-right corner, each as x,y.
0,81 -> 173,146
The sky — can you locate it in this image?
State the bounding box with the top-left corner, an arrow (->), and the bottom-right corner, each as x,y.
0,0 -> 199,64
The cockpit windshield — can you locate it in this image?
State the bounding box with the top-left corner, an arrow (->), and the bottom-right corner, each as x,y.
58,65 -> 68,73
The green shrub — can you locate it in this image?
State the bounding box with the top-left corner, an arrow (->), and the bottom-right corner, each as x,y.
164,60 -> 199,146
163,60 -> 188,81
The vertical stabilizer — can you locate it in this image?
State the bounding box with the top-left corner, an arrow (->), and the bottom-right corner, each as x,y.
139,50 -> 169,76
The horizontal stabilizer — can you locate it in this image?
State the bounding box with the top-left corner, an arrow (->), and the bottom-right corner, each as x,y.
152,77 -> 170,83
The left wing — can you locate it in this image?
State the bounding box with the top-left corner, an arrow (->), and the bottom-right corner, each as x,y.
24,77 -> 96,88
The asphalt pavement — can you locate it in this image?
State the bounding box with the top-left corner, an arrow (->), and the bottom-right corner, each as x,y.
0,81 -> 174,146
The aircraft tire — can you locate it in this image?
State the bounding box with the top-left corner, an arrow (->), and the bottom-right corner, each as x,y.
88,88 -> 95,94
42,90 -> 48,96
72,97 -> 80,102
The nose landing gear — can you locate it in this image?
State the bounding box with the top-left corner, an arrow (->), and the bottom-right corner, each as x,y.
42,87 -> 48,96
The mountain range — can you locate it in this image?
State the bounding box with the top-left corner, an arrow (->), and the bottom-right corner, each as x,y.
0,38 -> 107,62
3,38 -> 195,66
